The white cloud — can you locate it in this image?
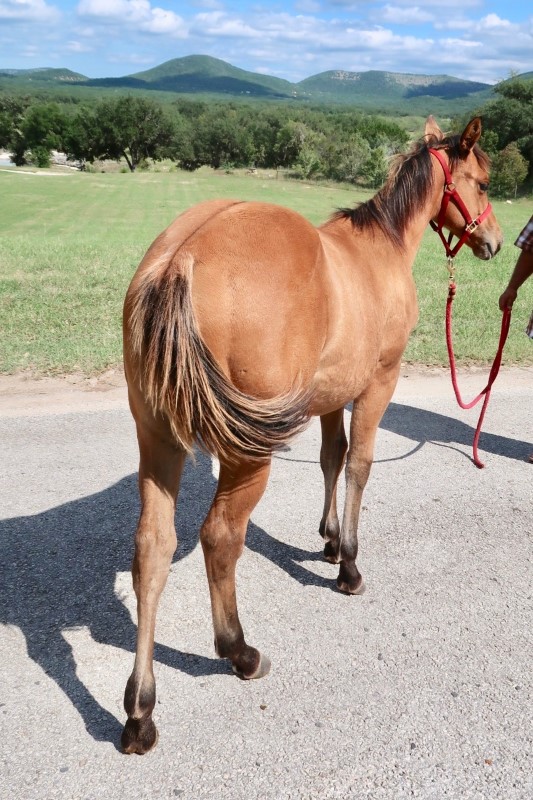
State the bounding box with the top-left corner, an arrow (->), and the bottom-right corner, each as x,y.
478,13 -> 512,30
433,16 -> 472,31
380,5 -> 434,24
0,0 -> 530,86
65,40 -> 93,53
20,45 -> 39,56
295,0 -> 321,11
190,0 -> 223,8
77,0 -> 187,36
192,12 -> 260,38
0,0 -> 59,22
375,0 -> 482,6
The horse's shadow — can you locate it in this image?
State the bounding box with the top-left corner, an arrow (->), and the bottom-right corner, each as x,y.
380,401 -> 531,463
0,401 -> 529,748
0,450 -> 329,748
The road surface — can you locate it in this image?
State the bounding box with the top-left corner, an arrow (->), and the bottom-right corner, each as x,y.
1,367 -> 531,799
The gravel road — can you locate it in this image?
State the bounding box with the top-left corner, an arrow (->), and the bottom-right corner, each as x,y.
1,368 -> 531,800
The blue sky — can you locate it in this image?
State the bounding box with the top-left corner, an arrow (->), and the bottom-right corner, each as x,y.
0,1 -> 531,84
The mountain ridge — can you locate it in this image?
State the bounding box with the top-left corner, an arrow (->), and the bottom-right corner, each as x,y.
1,55 -> 527,113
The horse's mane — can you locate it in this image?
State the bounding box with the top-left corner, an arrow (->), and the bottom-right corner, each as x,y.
333,133 -> 490,249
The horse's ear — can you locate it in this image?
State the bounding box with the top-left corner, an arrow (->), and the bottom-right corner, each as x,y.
424,115 -> 443,141
459,117 -> 482,154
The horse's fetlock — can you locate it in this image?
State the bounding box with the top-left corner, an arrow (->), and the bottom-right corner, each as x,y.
322,518 -> 340,541
124,673 -> 156,719
323,539 -> 340,563
215,631 -> 245,660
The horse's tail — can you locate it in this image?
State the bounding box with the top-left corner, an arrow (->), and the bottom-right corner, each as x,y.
126,251 -> 311,462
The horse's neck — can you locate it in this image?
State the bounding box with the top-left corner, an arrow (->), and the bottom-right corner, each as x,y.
386,181 -> 442,267
325,174 -> 443,269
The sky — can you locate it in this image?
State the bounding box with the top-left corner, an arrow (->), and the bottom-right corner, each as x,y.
0,1 -> 531,85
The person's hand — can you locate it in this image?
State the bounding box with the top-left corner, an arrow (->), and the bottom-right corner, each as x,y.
499,286 -> 517,311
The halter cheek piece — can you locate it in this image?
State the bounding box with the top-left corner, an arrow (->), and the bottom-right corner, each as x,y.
428,147 -> 492,259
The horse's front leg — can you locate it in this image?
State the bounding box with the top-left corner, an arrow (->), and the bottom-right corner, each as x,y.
318,408 -> 348,563
337,365 -> 401,594
201,458 -> 272,680
121,429 -> 186,755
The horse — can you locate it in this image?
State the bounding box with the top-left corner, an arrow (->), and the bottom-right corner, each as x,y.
120,116 -> 502,753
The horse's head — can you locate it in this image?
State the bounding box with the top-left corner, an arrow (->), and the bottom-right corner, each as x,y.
425,116 -> 503,260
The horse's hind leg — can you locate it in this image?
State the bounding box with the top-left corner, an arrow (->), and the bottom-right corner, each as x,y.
121,427 -> 186,755
201,458 -> 272,679
318,408 -> 348,563
337,366 -> 400,595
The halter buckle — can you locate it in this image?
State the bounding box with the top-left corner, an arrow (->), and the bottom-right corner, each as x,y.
446,257 -> 455,281
466,219 -> 479,234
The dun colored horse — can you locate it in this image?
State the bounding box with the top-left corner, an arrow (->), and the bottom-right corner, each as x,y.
121,116 -> 502,753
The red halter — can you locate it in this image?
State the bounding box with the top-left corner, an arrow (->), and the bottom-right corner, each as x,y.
428,147 -> 492,258
429,146 -> 509,469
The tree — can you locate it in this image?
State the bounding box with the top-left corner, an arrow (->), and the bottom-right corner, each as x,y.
475,76 -> 533,178
491,143 -> 528,198
8,102 -> 69,167
89,97 -> 175,171
274,121 -> 310,169
195,110 -> 254,169
0,96 -> 30,150
363,146 -> 389,188
65,107 -> 102,166
167,113 -> 196,170
322,134 -> 371,183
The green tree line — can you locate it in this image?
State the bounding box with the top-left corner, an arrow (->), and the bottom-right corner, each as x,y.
0,94 -> 408,186
1,77 -> 531,195
467,76 -> 532,197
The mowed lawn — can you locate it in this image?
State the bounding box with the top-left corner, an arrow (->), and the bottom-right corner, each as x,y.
0,166 -> 531,374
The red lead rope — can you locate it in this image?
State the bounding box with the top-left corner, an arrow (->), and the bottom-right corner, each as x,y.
428,148 -> 510,468
445,281 -> 511,468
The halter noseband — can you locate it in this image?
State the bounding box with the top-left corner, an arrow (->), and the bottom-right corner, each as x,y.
428,147 -> 492,259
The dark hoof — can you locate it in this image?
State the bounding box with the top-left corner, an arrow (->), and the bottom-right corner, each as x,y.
336,574 -> 366,595
121,717 -> 158,755
323,540 -> 340,564
232,652 -> 271,681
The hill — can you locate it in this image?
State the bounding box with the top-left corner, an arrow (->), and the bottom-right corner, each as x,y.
0,67 -> 87,83
121,55 -> 296,98
0,55 -> 522,115
297,70 -> 492,109
85,56 -> 494,112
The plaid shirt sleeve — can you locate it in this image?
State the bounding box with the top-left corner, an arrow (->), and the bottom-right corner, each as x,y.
515,216 -> 533,253
516,215 -> 533,339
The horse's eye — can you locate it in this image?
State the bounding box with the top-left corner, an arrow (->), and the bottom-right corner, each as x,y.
479,182 -> 489,192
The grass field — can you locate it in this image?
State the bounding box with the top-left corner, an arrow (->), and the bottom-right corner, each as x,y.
0,166 -> 531,374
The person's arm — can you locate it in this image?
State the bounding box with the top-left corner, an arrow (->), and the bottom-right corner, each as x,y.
499,249 -> 533,311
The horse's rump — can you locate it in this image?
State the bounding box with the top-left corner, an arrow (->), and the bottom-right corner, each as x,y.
124,201 -> 327,461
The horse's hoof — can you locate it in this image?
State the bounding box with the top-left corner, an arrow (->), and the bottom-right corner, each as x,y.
233,652 -> 271,680
336,575 -> 365,595
323,540 -> 340,564
121,718 -> 159,755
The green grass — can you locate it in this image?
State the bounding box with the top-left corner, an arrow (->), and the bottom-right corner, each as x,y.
0,166 -> 531,374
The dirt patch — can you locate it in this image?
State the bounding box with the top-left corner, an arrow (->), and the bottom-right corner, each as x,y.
1,364 -> 531,417
0,368 -> 128,417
